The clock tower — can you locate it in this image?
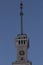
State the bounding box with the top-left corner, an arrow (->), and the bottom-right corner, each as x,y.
12,1 -> 32,65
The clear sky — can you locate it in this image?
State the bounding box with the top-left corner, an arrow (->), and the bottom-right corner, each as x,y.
0,0 -> 43,65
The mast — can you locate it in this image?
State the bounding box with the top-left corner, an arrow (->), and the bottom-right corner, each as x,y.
20,0 -> 23,34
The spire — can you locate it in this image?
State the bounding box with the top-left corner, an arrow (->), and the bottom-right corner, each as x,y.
20,0 -> 23,34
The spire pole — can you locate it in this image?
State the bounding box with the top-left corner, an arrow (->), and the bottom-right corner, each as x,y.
20,0 -> 23,34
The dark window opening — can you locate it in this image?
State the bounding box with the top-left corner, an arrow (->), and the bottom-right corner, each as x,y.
21,57 -> 23,60
24,40 -> 25,44
24,37 -> 25,38
19,40 -> 20,45
21,40 -> 23,44
19,37 -> 20,39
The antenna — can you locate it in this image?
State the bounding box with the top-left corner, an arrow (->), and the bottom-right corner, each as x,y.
20,0 -> 23,34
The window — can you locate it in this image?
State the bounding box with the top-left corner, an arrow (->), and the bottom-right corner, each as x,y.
21,57 -> 23,60
24,40 -> 25,44
19,40 -> 20,45
21,40 -> 23,44
24,37 -> 25,39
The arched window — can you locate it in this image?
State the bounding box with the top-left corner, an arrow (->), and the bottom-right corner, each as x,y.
19,40 -> 20,45
24,40 -> 25,44
21,40 -> 23,44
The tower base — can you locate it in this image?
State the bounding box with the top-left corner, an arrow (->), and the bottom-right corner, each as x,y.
12,61 -> 32,65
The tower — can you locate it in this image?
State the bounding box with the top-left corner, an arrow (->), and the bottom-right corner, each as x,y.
12,1 -> 32,65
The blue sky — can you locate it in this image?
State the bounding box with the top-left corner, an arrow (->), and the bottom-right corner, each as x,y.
0,0 -> 43,65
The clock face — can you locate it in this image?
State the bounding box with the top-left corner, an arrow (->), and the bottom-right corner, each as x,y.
19,50 -> 25,55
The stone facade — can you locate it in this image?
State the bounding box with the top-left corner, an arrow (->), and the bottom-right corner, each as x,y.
12,34 -> 32,65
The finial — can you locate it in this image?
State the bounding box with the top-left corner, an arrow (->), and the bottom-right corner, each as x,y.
20,0 -> 23,34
